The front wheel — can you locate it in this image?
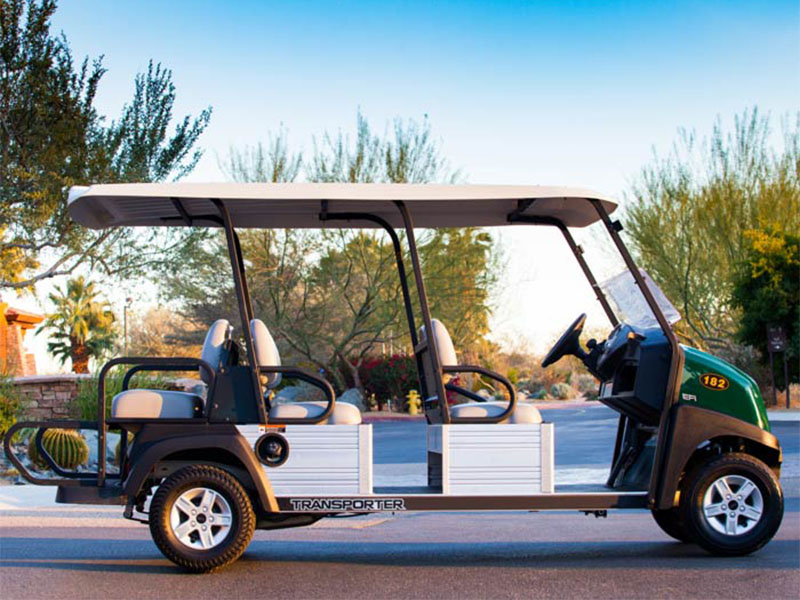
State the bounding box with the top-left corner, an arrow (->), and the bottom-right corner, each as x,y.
149,465 -> 256,572
681,453 -> 783,556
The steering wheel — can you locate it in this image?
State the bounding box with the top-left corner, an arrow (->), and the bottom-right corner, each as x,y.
541,313 -> 587,368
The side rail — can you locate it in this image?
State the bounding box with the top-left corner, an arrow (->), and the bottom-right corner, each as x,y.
442,365 -> 517,424
97,357 -> 217,485
259,366 -> 336,425
3,420 -> 103,486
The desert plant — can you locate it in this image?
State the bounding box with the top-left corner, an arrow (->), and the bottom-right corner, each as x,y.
27,429 -> 89,470
0,375 -> 24,439
529,388 -> 548,400
575,373 -> 600,400
71,372 -> 174,421
549,382 -> 573,400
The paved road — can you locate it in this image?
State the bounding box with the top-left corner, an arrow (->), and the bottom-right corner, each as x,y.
1,405 -> 798,599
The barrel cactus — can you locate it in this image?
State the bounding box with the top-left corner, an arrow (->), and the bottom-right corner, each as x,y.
27,429 -> 89,470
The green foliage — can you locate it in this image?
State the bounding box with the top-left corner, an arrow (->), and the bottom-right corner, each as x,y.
220,125 -> 302,183
0,0 -> 211,291
308,110 -> 459,184
0,374 -> 23,439
528,388 -> 547,400
625,109 -> 799,352
27,428 -> 88,470
549,382 -> 573,400
731,230 -> 799,384
71,371 -> 173,421
506,367 -> 519,385
40,276 -> 116,373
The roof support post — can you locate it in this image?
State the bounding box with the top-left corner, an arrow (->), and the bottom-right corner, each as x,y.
394,201 -> 450,424
212,199 -> 268,425
590,199 -> 684,508
555,224 -> 619,327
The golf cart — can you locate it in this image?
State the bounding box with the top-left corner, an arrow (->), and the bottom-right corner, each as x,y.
4,183 -> 783,572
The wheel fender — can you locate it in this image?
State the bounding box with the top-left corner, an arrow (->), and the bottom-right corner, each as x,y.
124,429 -> 278,513
655,405 -> 782,510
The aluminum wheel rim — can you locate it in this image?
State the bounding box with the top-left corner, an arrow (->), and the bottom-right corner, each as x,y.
169,487 -> 233,550
702,474 -> 763,536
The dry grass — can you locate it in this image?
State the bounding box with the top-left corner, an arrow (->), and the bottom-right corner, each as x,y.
764,383 -> 800,409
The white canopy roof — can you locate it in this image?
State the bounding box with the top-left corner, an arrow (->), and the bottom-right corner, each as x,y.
67,183 -> 617,229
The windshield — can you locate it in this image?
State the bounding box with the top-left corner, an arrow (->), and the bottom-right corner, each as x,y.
601,269 -> 681,330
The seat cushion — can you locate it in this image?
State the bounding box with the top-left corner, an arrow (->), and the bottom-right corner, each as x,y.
449,401 -> 542,424
251,318 -> 281,388
111,389 -> 202,419
268,401 -> 361,425
200,319 -> 230,384
419,318 -> 458,366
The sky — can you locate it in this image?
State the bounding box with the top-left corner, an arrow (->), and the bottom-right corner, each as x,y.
16,0 -> 800,371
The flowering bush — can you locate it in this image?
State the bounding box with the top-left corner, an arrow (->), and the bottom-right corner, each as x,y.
358,354 -> 417,410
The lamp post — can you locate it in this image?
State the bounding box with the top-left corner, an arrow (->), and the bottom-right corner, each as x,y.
123,297 -> 133,356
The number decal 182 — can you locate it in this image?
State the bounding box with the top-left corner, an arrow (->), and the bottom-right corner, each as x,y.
700,373 -> 729,391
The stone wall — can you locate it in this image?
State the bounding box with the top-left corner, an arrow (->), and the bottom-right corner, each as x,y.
12,374 -> 90,420
10,374 -> 203,421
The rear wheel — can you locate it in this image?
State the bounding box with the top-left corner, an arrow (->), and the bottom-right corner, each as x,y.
681,453 -> 783,556
149,465 -> 255,572
651,507 -> 692,542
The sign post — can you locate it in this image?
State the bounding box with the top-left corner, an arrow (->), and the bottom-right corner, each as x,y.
766,325 -> 789,409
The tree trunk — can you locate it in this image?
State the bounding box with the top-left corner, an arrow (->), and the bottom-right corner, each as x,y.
70,339 -> 90,374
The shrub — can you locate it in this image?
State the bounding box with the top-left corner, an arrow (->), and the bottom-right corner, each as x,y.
575,373 -> 599,400
529,388 -> 547,400
359,354 -> 417,409
0,375 -> 23,439
549,382 -> 573,400
27,429 -> 89,470
72,372 -> 173,421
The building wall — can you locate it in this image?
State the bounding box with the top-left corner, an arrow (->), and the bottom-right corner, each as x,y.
1,303 -> 43,377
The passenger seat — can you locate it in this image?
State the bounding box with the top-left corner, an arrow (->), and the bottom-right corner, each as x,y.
422,319 -> 542,424
251,319 -> 361,425
111,319 -> 230,419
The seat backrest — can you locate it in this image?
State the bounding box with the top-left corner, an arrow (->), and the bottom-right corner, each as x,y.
419,318 -> 458,367
200,319 -> 231,384
250,318 -> 282,388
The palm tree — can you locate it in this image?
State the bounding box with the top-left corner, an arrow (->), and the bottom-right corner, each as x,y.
41,276 -> 117,373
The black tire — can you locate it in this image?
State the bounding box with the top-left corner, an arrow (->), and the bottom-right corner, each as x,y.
652,507 -> 692,543
681,452 -> 783,556
149,465 -> 255,572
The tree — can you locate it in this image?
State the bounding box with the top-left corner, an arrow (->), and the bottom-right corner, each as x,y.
40,275 -> 116,373
625,109 -> 799,354
171,112 -> 499,393
219,125 -> 302,183
127,307 -> 202,358
731,230 -> 799,385
0,0 -> 211,292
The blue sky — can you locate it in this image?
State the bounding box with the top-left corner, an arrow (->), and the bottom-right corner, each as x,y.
24,0 -> 799,368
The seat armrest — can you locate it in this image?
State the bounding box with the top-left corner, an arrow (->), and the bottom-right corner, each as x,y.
441,365 -> 517,424
258,366 -> 336,425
